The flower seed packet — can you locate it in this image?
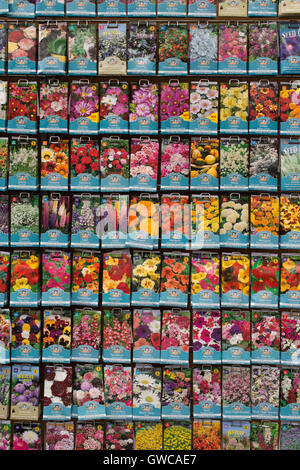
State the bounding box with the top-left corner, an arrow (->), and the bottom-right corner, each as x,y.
249,137 -> 278,191
250,420 -> 279,450
163,421 -> 192,450
72,251 -> 100,306
8,0 -> 35,17
99,81 -> 129,134
193,366 -> 221,418
98,23 -> 126,75
68,23 -> 97,75
66,0 -> 96,16
251,365 -> 280,419
105,421 -> 134,450
102,250 -> 131,306
131,251 -> 161,306
38,22 -> 67,75
280,254 -> 300,308
11,309 -> 41,362
102,308 -> 131,363
69,81 -> 99,135
280,23 -> 300,75
39,80 -> 68,133
10,193 -> 39,247
36,0 -> 65,16
70,138 -> 100,192
248,0 -> 277,15
71,194 -> 100,248
222,310 -> 250,364
160,252 -> 190,307
222,420 -> 250,450
160,80 -> 189,134
280,368 -> 300,420
280,422 -> 300,450
0,255 -> 8,307
7,23 -> 37,74
41,194 -> 70,248
190,137 -> 219,191
128,0 -> 156,15
104,365 -> 132,419
280,138 -> 300,191
129,81 -> 158,134
157,0 -> 187,16
98,0 -> 126,16
248,23 -> 278,74
188,0 -> 216,16
222,366 -> 251,419
0,24 -> 5,74
0,195 -> 9,245
71,309 -> 101,363
100,194 -> 128,248
191,194 -> 219,249
193,310 -> 221,364
218,0 -> 248,15
42,251 -> 71,307
189,24 -> 218,74
43,365 -> 72,420
0,311 -> 10,363
158,24 -> 188,75
280,194 -> 300,248
12,422 -> 42,450
250,194 -> 279,249
161,138 -> 189,190
7,80 -> 37,134
162,367 -> 191,419
250,253 -> 279,308
8,137 -> 38,190
100,136 -> 129,192
45,422 -> 74,450
126,194 -> 159,250
0,367 -> 10,418
74,364 -> 105,420
280,81 -> 300,135
251,311 -> 280,364
40,137 -> 69,191
10,251 -> 41,307
221,254 -> 250,308
127,23 -> 156,75
281,312 -> 300,365
42,308 -> 71,363
133,308 -> 161,363
220,82 -> 248,134
279,0 -> 300,15
10,365 -> 40,421
0,83 -> 7,133
220,194 -> 249,248
249,81 -> 278,134
133,365 -> 161,420
129,138 -> 159,192
135,422 -> 163,450
189,81 -> 218,134
191,253 -> 220,309
193,420 -> 221,450
161,309 -> 190,364
220,137 -> 249,190
161,195 -> 190,248
218,24 -> 247,74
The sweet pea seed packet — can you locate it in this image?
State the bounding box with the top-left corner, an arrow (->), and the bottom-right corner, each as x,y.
188,0 -> 216,16
280,368 -> 300,420
68,23 -> 97,75
100,136 -> 129,192
280,23 -> 300,74
43,365 -> 72,420
128,0 -> 156,16
190,137 -> 219,191
36,0 -> 65,16
163,421 -> 192,450
221,253 -> 250,308
191,253 -> 220,309
280,81 -> 300,135
193,310 -> 221,364
251,311 -> 280,364
69,80 -> 99,135
250,253 -> 279,308
280,194 -> 300,248
8,0 -> 35,17
193,366 -> 221,418
41,251 -> 71,307
0,255 -> 9,307
8,137 -> 38,190
12,422 -> 42,450
0,87 -> 7,133
129,81 -> 158,134
39,80 -> 68,133
157,0 -> 187,16
222,310 -> 251,364
66,0 -> 96,16
100,194 -> 128,248
11,309 -> 41,362
99,81 -> 129,134
126,194 -> 159,250
41,194 -> 70,248
7,23 -> 37,74
129,137 -> 159,192
0,310 -> 10,363
218,24 -> 247,74
42,308 -> 71,363
251,365 -> 280,419
70,138 -> 100,192
133,308 -> 161,363
135,422 -> 163,450
71,309 -> 101,363
250,420 -> 279,450
133,365 -> 161,420
72,251 -> 100,306
71,194 -> 100,249
191,194 -> 219,249
249,81 -> 278,134
104,365 -> 132,419
161,309 -> 190,364
248,0 -> 277,16
10,251 -> 41,307
97,0 -> 126,16
102,308 -> 131,363
249,137 -> 278,191
98,23 -> 126,75
248,23 -> 278,74
127,23 -> 156,75
102,250 -> 131,306
38,22 -> 67,75
281,312 -> 300,365
161,194 -> 190,249
162,367 -> 191,420
160,81 -> 189,134
73,364 -> 105,420
0,367 -> 10,418
7,80 -> 37,134
10,365 -> 40,421
280,254 -> 300,308
220,194 -> 249,248
222,366 -> 251,419
0,195 -> 9,245
220,83 -> 248,134
10,193 -> 39,247
40,137 -> 69,191
158,24 -> 188,75
131,251 -> 161,306
280,138 -> 300,191
218,0 -> 248,16
250,194 -> 279,249
189,81 -> 218,134
160,252 -> 190,307
160,138 -> 189,190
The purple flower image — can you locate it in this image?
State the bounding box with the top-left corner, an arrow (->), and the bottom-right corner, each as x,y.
69,83 -> 99,123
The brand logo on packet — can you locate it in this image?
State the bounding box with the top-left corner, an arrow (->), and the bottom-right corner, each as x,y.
171,403 -> 183,410
19,346 -> 31,354
15,117 -> 26,125
202,402 -> 213,409
19,230 -> 31,239
109,289 -> 122,298
85,402 -> 97,410
140,346 -> 153,354
18,289 -> 30,297
169,117 -> 180,125
257,58 -> 269,66
108,117 -> 121,125
79,346 -> 91,354
200,291 -> 212,299
78,289 -> 91,297
111,403 -> 123,411
141,404 -> 153,412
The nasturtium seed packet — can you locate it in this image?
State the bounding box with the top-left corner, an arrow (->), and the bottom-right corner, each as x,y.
221,253 -> 250,308
36,0 -> 65,16
280,138 -> 300,191
281,312 -> 300,365
222,366 -> 251,419
98,23 -> 126,75
10,365 -> 40,421
70,138 -> 100,192
7,23 -> 37,74
218,0 -> 248,16
39,80 -> 68,134
129,81 -> 158,134
162,367 -> 191,420
191,194 -> 219,249
218,24 -> 247,74
0,310 -> 10,363
10,193 -> 39,247
157,0 -> 187,16
248,23 -> 278,74
127,23 -> 156,75
128,0 -> 156,15
158,24 -> 188,75
160,81 -> 189,134
102,250 -> 131,307
191,253 -> 220,309
97,0 -> 126,16
126,194 -> 159,250
132,366 -> 161,421
161,194 -> 190,249
161,309 -> 190,364
280,82 -> 300,135
250,253 -> 279,309
249,81 -> 278,135
102,308 -> 131,363
280,254 -> 300,308
71,309 -> 101,363
248,0 -> 277,16
100,137 -> 129,192
8,137 -> 38,190
10,251 -> 41,307
131,251 -> 161,306
189,81 -> 218,134
160,138 -> 189,190
220,82 -> 248,134
42,308 -> 71,363
66,0 -> 96,16
160,252 -> 190,307
133,308 -> 161,363
189,24 -> 218,74
193,310 -> 221,364
251,311 -> 280,364
71,194 -> 100,249
280,194 -> 300,248
68,23 -> 97,75
222,310 -> 251,364
190,137 -> 219,191
250,194 -> 279,249
41,194 -> 70,248
220,194 -> 249,248
38,22 -> 67,75
188,0 -> 216,16
100,194 -> 128,249
72,251 -> 100,306
74,364 -> 105,421
280,23 -> 300,75
249,137 -> 278,191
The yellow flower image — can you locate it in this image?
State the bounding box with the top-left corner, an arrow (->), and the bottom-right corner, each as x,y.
141,278 -> 155,290
133,265 -> 147,277
13,278 -> 31,291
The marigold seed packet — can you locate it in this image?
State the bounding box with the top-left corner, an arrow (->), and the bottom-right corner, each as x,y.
222,420 -> 250,450
102,308 -> 131,363
281,311 -> 300,365
251,253 -> 279,308
251,311 -> 280,364
193,420 -> 221,451
104,365 -> 132,419
222,366 -> 251,419
11,309 -> 41,362
248,23 -> 278,73
133,308 -> 161,363
251,365 -> 280,419
102,250 -> 131,306
70,138 -> 100,192
129,137 -> 159,192
127,23 -> 156,75
158,24 -> 188,75
280,138 -> 300,191
280,254 -> 300,308
250,194 -> 279,249
162,367 -> 191,420
160,252 -> 190,307
10,364 -> 40,421
72,251 -> 100,306
161,195 -> 190,249
7,80 -> 37,134
12,422 -> 42,450
100,194 -> 128,248
99,81 -> 129,134
71,194 -> 100,249
71,309 -> 101,363
160,81 -> 189,134
190,137 -> 219,191
8,137 -> 38,191
42,308 -> 71,363
40,137 -> 69,191
43,365 -> 72,420
280,194 -> 300,248
131,251 -> 161,306
41,251 -> 71,307
160,138 -> 189,190
220,137 -> 249,190
38,23 -> 67,75
191,253 -> 220,309
69,81 -> 99,135
163,421 -> 191,450
73,364 -> 105,420
129,81 -> 158,134
193,310 -> 221,364
41,194 -> 70,248
249,137 -> 278,191
220,194 -> 249,248
193,366 -> 221,418
191,194 -> 219,249
10,251 -> 41,307
249,81 -> 278,135
280,82 -> 300,135
189,24 -> 218,74
133,365 -> 161,420
126,194 -> 159,250
0,311 -> 10,363
100,136 -> 129,192
135,422 -> 163,450
161,309 -> 190,364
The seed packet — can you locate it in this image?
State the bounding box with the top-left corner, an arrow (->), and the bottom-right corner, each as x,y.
0,138 -> 7,192
250,194 -> 279,248
12,422 -> 42,450
281,312 -> 300,365
249,81 -> 278,135
10,193 -> 39,247
280,138 -> 300,191
38,22 -> 67,75
251,253 -> 279,308
222,421 -> 250,450
160,139 -> 189,190
218,0 -> 247,15
279,0 -> 300,14
189,0 -> 216,16
251,311 -> 280,364
222,366 -> 251,419
8,0 -> 35,17
250,421 -> 279,450
72,251 -> 100,306
104,365 -> 132,419
0,367 -> 10,418
280,254 -> 300,308
43,365 -> 72,420
129,137 -> 159,192
190,138 -> 219,191
222,310 -> 250,364
102,250 -> 131,306
128,0 -> 156,15
193,310 -> 221,364
133,366 -> 161,420
161,309 -> 190,364
10,251 -> 41,307
8,137 -> 38,190
127,194 -> 159,249
280,82 -> 300,135
220,137 -> 249,191
0,82 -> 7,133
42,309 -> 71,363
102,308 -> 131,363
218,24 -> 247,74
163,421 -> 191,450
71,194 -> 100,249
189,81 -> 218,134
11,309 -> 41,362
220,194 -> 249,248
0,24 -> 5,74
71,309 -> 101,363
135,422 -> 163,450
220,83 -> 248,134
73,364 -> 105,420
157,0 -> 187,15
191,253 -> 220,309
41,194 -> 70,248
36,0 -> 65,16
0,196 -> 8,246
0,311 -> 10,363
280,368 -> 300,420
66,0 -> 96,16
75,422 -> 104,450
158,24 -> 188,75
248,23 -> 278,74
133,309 -> 161,363
251,365 -> 280,419
7,80 -> 37,134
98,23 -> 126,75
10,365 -> 40,420
100,137 -> 129,192
161,195 -> 190,249
160,81 -> 189,134
190,24 -> 218,75
100,194 -> 128,249
162,367 -> 191,419
39,80 -> 68,134
160,252 -> 190,307
40,137 -> 69,191
0,420 -> 10,449
248,0 -> 277,15
45,422 -> 74,450
191,194 -> 219,249
105,422 -> 134,450
0,255 -> 8,307
99,81 -> 129,134
193,367 -> 221,418
280,23 -> 300,74
249,137 -> 278,191
69,81 -> 99,135
193,420 -> 221,450
127,23 -> 156,75
42,251 -> 71,307
68,23 -> 97,75
98,0 -> 126,15
7,23 -> 36,74
280,422 -> 300,450
129,81 -> 158,134
131,251 -> 160,306
70,138 -> 100,192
